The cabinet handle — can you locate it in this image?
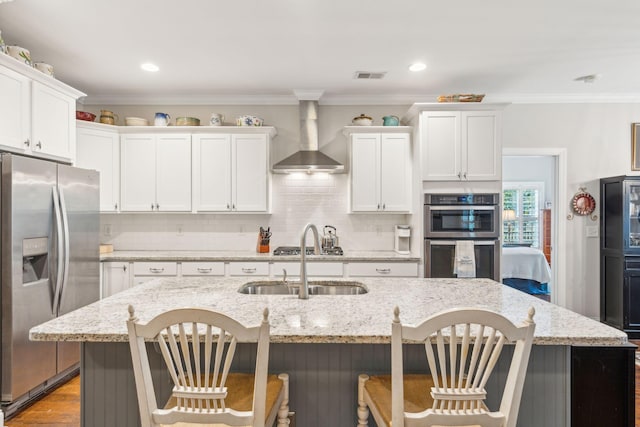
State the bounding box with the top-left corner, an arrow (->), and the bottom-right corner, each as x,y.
463,172 -> 467,179
382,203 -> 386,210
242,267 -> 256,273
114,203 -> 118,210
457,172 -> 462,179
151,203 -> 154,210
377,203 -> 380,210
122,265 -> 127,272
232,204 -> 236,210
197,267 -> 212,273
156,203 -> 159,210
36,141 -> 42,149
226,203 -> 230,210
23,139 -> 30,147
149,267 -> 164,273
376,268 -> 391,274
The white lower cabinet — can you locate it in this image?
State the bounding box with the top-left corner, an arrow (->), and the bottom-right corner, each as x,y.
271,262 -> 344,278
347,262 -> 418,277
133,262 -> 178,286
181,262 -> 225,276
102,262 -> 131,298
228,262 -> 269,276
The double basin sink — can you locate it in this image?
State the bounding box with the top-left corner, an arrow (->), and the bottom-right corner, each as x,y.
238,280 -> 368,296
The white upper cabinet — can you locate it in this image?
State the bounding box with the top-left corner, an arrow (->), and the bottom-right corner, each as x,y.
31,81 -> 75,160
193,132 -> 269,212
76,122 -> 120,212
120,134 -> 192,212
0,65 -> 30,152
0,55 -> 84,162
345,127 -> 412,213
420,109 -> 502,181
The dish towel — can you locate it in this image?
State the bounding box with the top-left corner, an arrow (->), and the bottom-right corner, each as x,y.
453,241 -> 476,278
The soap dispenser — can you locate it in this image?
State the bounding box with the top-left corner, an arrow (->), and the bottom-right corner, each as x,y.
394,225 -> 411,254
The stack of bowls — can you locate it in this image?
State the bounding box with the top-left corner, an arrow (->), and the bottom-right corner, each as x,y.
175,117 -> 200,126
124,117 -> 149,126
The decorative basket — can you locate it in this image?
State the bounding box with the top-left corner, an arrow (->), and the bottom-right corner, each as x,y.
437,94 -> 485,103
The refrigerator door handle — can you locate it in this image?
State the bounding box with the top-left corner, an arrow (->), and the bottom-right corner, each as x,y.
51,186 -> 64,316
58,187 -> 71,317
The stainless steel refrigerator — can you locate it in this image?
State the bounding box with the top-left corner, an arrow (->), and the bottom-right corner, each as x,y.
0,153 -> 99,413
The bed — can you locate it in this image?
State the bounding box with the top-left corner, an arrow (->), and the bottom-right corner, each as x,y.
501,246 -> 552,298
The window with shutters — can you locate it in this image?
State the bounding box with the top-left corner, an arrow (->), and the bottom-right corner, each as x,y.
502,182 -> 544,248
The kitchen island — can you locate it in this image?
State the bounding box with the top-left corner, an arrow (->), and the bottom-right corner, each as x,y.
31,277 -> 633,427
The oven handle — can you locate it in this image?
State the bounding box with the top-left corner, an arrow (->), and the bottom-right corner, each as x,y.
426,240 -> 497,245
426,206 -> 496,211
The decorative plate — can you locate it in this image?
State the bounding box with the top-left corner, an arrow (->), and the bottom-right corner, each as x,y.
572,191 -> 596,216
567,187 -> 598,221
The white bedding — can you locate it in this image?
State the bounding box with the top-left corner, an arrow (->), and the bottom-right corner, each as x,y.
501,246 -> 552,283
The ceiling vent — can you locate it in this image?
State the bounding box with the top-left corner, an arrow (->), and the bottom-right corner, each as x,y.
354,71 -> 387,80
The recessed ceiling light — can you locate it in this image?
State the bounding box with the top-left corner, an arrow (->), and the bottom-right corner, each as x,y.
141,63 -> 159,72
409,63 -> 427,72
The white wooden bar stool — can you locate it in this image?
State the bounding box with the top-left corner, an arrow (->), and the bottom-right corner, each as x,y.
357,306 -> 535,427
127,305 -> 290,427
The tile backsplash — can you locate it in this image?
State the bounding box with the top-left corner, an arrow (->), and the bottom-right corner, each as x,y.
101,174 -> 411,251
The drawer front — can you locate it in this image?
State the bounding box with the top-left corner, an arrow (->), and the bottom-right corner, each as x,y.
272,262 -> 343,277
348,262 -> 418,277
133,262 -> 177,276
229,262 -> 269,276
181,262 -> 225,276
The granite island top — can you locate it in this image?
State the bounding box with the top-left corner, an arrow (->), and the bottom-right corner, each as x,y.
31,277 -> 627,346
100,250 -> 420,263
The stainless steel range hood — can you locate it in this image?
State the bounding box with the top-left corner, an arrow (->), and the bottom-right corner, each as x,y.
272,100 -> 344,173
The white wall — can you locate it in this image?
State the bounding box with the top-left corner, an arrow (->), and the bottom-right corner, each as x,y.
503,155 -> 555,206
503,103 -> 640,317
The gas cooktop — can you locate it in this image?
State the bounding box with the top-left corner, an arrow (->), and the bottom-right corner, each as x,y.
273,246 -> 344,256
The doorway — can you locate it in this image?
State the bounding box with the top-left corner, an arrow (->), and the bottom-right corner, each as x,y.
502,148 -> 567,307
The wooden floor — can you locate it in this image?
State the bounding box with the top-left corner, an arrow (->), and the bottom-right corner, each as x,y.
5,366 -> 640,427
5,375 -> 80,427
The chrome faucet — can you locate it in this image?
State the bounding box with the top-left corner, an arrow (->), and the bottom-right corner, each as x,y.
299,223 -> 321,299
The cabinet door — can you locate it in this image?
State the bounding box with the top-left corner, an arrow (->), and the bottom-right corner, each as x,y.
351,133 -> 380,212
31,81 -> 75,161
462,111 -> 500,180
380,134 -> 411,212
0,65 -> 30,152
120,135 -> 156,211
233,134 -> 268,212
193,134 -> 232,211
76,126 -> 120,212
421,111 -> 460,180
102,262 -> 130,298
156,134 -> 192,211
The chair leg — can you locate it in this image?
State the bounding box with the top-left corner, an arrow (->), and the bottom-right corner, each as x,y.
357,374 -> 370,427
277,373 -> 290,427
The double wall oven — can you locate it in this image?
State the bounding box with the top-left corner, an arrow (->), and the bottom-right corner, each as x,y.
424,193 -> 500,280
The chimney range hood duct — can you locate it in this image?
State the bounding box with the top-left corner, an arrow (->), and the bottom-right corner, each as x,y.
272,100 -> 344,173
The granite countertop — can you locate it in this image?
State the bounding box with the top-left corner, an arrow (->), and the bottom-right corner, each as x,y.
30,277 -> 628,346
100,250 -> 421,263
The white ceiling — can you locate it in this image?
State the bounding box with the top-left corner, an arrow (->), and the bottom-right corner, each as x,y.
1,0 -> 639,105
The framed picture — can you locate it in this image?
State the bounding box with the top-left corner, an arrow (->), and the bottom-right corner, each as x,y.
633,123 -> 640,170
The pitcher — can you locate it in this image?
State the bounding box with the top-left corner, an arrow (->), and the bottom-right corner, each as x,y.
154,112 -> 171,126
209,113 -> 225,126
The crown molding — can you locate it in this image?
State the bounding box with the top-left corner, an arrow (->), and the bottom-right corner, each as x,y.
78,92 -> 640,106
